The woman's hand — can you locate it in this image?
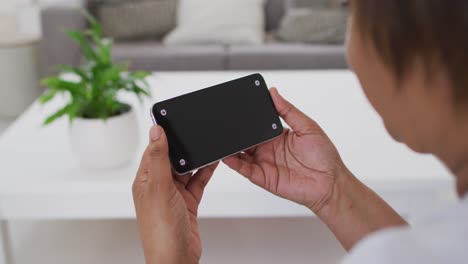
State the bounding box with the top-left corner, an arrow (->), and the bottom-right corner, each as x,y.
133,125 -> 218,264
223,88 -> 347,214
224,88 -> 406,250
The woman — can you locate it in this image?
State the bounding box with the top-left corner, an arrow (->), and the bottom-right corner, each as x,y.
132,1 -> 468,263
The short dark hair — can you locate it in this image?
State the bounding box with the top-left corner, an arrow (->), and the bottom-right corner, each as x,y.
351,0 -> 468,104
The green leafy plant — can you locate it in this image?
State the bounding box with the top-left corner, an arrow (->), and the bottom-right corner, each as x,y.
40,11 -> 150,125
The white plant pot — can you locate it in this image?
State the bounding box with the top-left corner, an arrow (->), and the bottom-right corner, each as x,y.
69,106 -> 139,169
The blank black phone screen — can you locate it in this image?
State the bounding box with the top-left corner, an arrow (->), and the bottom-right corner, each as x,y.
152,73 -> 283,174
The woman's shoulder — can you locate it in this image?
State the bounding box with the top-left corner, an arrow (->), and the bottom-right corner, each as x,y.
340,198 -> 468,264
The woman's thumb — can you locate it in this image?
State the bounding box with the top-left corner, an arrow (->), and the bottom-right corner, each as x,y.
146,126 -> 173,183
270,88 -> 318,135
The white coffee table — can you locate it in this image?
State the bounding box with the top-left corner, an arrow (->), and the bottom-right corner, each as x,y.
0,70 -> 455,263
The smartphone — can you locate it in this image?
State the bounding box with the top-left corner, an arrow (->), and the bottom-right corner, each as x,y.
151,73 -> 284,174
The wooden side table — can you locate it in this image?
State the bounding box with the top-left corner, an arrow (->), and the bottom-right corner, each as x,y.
0,33 -> 41,119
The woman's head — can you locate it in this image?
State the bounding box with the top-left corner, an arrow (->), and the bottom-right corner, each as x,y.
346,0 -> 468,154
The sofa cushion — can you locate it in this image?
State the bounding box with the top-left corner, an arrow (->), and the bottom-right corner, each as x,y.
39,7 -> 86,77
286,0 -> 332,8
277,8 -> 348,44
110,41 -> 226,71
264,0 -> 344,32
226,43 -> 347,70
265,0 -> 286,32
97,0 -> 177,40
164,0 -> 265,45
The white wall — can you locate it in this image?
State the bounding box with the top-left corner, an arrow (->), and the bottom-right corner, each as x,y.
0,0 -> 83,35
0,0 -> 29,10
0,13 -> 16,33
0,0 -> 83,9
0,0 -> 19,33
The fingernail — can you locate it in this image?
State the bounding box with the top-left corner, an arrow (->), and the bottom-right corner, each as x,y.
150,126 -> 161,141
270,87 -> 278,96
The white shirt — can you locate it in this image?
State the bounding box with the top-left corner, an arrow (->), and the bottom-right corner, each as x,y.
341,195 -> 468,264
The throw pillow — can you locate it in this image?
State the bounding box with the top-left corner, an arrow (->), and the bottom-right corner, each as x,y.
286,0 -> 346,9
97,0 -> 177,40
276,8 -> 348,44
164,0 -> 265,45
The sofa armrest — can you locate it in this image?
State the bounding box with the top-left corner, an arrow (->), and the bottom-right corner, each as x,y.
38,7 -> 86,78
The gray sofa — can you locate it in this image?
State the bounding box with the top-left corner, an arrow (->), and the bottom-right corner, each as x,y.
38,0 -> 347,77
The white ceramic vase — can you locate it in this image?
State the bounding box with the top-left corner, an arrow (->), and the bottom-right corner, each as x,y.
69,106 -> 139,169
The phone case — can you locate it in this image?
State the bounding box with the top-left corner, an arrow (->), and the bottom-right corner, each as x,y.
151,73 -> 284,174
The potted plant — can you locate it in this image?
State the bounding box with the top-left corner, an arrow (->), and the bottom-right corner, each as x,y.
40,12 -> 151,168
